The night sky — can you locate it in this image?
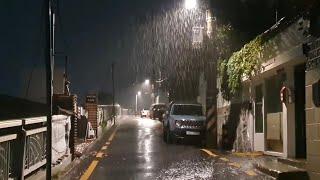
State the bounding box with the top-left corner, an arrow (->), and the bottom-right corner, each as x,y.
0,0 -> 313,107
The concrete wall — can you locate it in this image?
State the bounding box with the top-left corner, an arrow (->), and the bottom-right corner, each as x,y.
305,37 -> 320,179
305,66 -> 320,179
216,79 -> 253,151
52,115 -> 71,163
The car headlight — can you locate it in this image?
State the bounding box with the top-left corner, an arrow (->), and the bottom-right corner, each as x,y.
175,120 -> 182,127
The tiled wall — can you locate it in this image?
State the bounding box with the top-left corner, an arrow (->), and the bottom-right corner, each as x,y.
305,69 -> 320,180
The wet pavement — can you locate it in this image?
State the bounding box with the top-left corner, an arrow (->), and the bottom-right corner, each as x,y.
81,115 -> 273,180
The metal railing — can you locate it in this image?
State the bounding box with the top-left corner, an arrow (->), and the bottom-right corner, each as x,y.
0,117 -> 47,179
0,136 -> 15,180
24,128 -> 47,176
0,115 -> 70,179
0,121 -> 20,180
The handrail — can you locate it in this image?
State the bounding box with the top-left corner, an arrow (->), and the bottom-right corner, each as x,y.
0,134 -> 17,143
0,115 -> 69,179
0,119 -> 22,129
0,115 -> 70,128
24,116 -> 47,125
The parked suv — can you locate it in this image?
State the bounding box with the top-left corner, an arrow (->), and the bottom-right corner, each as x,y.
149,103 -> 167,121
163,102 -> 206,145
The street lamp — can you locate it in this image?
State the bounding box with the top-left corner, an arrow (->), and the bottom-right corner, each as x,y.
136,91 -> 141,114
185,0 -> 197,10
145,79 -> 150,85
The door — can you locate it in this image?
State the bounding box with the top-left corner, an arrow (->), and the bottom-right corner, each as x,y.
265,73 -> 285,153
294,64 -> 306,158
254,84 -> 265,151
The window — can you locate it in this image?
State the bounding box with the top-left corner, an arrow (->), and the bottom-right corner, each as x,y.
172,105 -> 203,116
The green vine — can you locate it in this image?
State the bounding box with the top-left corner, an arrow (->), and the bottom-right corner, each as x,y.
219,35 -> 265,98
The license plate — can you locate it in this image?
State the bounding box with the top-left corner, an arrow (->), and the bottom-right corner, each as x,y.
186,131 -> 200,135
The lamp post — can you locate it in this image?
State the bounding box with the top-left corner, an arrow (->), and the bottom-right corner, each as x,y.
145,79 -> 150,85
135,91 -> 141,115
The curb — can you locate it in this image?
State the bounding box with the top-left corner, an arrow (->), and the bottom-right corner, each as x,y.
254,162 -> 309,180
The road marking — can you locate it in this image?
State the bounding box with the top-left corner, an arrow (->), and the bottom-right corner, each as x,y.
108,127 -> 118,142
219,157 -> 229,162
229,162 -> 241,168
200,149 -> 218,157
233,151 -> 263,157
96,152 -> 104,158
245,170 -> 257,176
80,127 -> 119,180
80,160 -> 99,180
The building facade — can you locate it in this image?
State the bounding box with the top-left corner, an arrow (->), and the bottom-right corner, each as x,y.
217,16 -> 311,156
215,14 -> 320,179
305,37 -> 320,179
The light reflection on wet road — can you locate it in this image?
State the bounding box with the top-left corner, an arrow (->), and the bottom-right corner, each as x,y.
87,116 -> 271,180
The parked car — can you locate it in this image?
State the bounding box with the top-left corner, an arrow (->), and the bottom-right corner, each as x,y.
140,109 -> 149,118
149,103 -> 167,121
163,102 -> 206,145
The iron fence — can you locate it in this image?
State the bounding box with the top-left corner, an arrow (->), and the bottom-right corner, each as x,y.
0,134 -> 17,180
0,141 -> 11,180
0,115 -> 69,179
24,129 -> 46,176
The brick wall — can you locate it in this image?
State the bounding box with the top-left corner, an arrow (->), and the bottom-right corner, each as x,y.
85,103 -> 98,136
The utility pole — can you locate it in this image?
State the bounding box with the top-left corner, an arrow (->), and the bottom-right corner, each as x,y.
45,0 -> 54,179
135,94 -> 138,113
65,56 -> 68,79
275,0 -> 279,23
111,62 -> 115,125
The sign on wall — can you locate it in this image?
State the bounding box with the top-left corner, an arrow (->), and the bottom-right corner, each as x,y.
86,94 -> 97,104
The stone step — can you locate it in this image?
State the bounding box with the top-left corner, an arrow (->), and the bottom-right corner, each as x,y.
277,157 -> 307,169
254,159 -> 309,180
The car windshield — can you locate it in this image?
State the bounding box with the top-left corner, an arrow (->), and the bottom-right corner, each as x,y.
154,104 -> 166,110
172,105 -> 203,116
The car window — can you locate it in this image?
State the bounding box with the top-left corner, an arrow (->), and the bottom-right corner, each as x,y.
154,104 -> 166,110
172,105 -> 203,116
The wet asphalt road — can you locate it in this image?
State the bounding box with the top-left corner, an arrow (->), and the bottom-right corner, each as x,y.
86,116 -> 272,180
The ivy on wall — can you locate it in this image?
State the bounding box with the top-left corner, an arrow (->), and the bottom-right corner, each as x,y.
219,35 -> 265,99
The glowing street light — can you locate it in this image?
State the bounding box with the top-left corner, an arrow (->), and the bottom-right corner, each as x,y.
185,0 -> 197,10
136,91 -> 141,113
145,79 -> 150,85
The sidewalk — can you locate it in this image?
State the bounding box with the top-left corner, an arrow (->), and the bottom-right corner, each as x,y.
203,149 -> 308,180
59,116 -> 124,179
26,116 -> 124,180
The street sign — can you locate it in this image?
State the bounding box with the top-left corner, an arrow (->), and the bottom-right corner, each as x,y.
86,94 -> 97,104
192,26 -> 204,45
